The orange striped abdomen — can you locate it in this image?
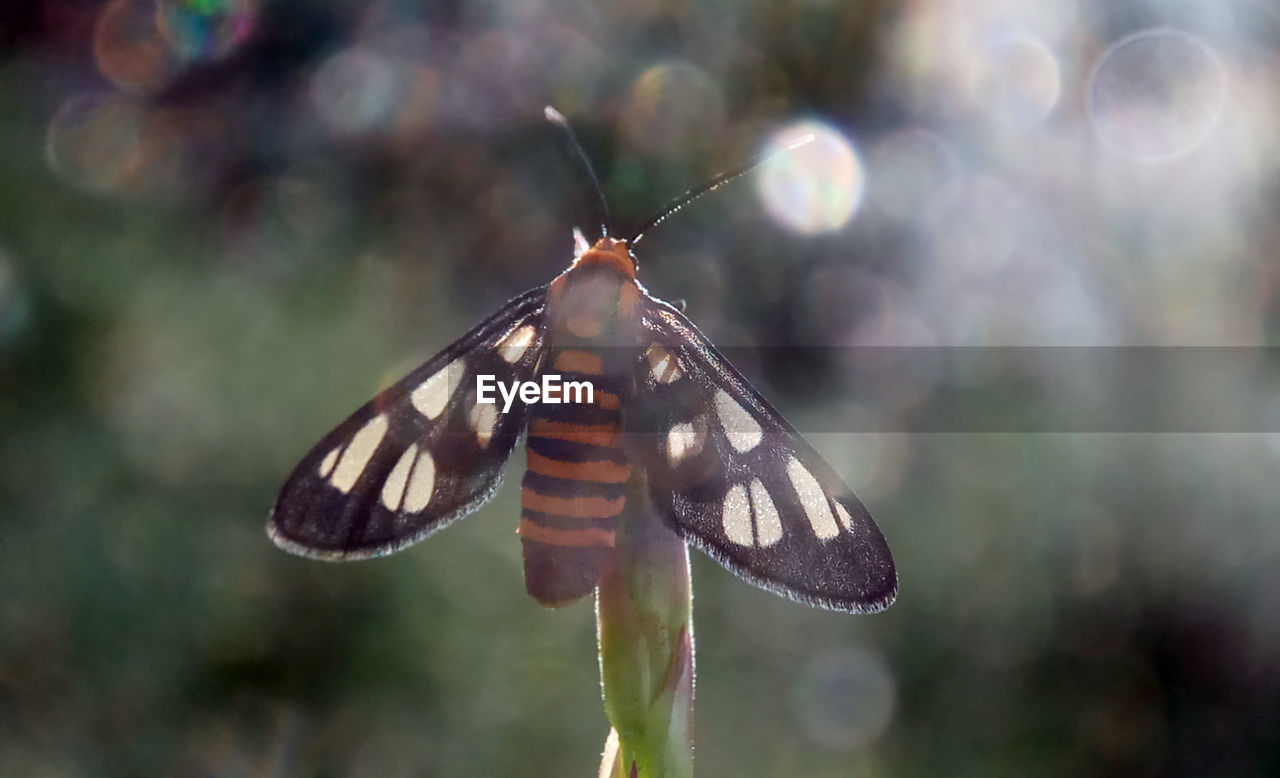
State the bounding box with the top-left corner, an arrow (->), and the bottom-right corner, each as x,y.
519,348 -> 632,607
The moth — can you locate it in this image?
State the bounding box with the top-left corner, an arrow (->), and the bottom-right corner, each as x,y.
269,111 -> 897,613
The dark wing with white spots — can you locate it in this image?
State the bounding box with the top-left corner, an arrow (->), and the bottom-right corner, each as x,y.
269,286 -> 548,560
624,297 -> 897,612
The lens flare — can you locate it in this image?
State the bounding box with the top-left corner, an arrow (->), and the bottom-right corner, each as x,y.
155,0 -> 255,62
756,122 -> 864,235
1089,28 -> 1227,162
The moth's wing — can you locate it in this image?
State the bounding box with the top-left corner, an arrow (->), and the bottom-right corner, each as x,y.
269,286 -> 549,559
625,298 -> 897,612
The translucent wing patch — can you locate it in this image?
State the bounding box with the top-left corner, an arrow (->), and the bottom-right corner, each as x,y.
625,298 -> 897,613
269,286 -> 549,559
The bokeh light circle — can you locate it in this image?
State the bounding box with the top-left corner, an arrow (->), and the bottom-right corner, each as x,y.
623,62 -> 726,156
45,92 -> 143,193
0,248 -> 32,349
155,0 -> 256,62
755,122 -> 864,235
220,169 -> 350,271
1088,28 -> 1227,162
93,0 -> 179,92
866,127 -> 960,224
791,646 -> 896,750
311,47 -> 401,137
964,30 -> 1062,129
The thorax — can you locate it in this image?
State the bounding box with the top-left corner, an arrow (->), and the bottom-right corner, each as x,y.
546,263 -> 641,355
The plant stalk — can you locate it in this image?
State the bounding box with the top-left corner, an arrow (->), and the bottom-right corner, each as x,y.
596,473 -> 694,777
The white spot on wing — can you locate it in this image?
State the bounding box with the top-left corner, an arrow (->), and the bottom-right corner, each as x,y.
403,449 -> 436,513
666,419 -> 706,465
749,478 -> 783,547
498,325 -> 536,364
317,446 -> 340,478
469,403 -> 499,446
411,359 -> 463,420
834,500 -> 854,531
330,414 -> 389,493
381,443 -> 417,511
715,389 -> 763,452
787,456 -> 839,539
646,344 -> 683,384
722,483 -> 753,546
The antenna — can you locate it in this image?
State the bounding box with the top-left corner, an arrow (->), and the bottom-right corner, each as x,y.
545,106 -> 612,238
629,133 -> 815,246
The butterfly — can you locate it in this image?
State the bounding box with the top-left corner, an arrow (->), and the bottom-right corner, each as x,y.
268,112 -> 897,614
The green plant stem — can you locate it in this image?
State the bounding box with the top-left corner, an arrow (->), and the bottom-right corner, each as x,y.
596,473 -> 694,778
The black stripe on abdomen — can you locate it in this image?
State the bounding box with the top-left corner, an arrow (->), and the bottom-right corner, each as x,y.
526,435 -> 629,464
522,472 -> 627,500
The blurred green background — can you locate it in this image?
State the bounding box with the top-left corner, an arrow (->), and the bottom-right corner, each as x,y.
3,0 -> 1280,775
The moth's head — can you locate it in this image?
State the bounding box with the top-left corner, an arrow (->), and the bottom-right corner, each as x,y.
571,229 -> 637,278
